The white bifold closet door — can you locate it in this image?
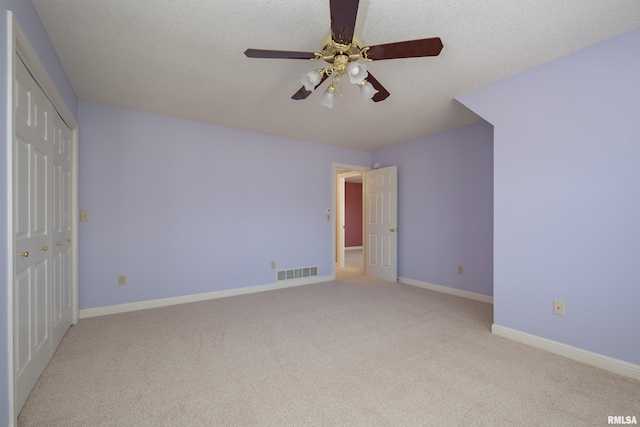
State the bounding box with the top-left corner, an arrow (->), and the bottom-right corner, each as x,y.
13,54 -> 73,412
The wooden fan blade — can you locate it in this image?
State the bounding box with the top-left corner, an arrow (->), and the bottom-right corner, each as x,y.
365,73 -> 390,102
330,0 -> 360,45
366,37 -> 443,61
244,49 -> 317,60
291,75 -> 329,100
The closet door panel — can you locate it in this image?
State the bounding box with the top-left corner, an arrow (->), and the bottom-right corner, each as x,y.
51,114 -> 73,348
13,56 -> 54,413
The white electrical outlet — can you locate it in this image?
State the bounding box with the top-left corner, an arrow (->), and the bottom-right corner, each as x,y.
553,300 -> 565,316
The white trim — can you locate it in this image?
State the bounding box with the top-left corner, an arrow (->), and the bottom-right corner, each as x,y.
399,277 -> 494,304
6,11 -> 16,427
337,174 -> 345,268
492,324 -> 640,381
332,162 -> 370,171
79,275 -> 334,319
345,246 -> 363,250
71,125 -> 79,324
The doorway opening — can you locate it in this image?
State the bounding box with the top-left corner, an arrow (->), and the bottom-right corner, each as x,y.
333,164 -> 366,280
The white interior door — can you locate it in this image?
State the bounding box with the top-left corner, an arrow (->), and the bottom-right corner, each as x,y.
365,165 -> 398,282
14,56 -> 54,411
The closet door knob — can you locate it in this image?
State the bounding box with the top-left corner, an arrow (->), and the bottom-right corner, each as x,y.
56,242 -> 62,246
20,251 -> 29,258
41,246 -> 48,251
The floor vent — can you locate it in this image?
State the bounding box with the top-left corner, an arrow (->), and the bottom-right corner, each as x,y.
277,266 -> 318,281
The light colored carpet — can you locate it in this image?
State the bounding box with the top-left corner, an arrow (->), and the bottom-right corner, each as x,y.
18,271 -> 639,426
338,248 -> 364,278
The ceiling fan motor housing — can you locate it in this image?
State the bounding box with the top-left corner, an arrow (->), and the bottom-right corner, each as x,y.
319,35 -> 366,65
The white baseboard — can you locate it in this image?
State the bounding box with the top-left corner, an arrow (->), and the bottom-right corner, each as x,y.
79,275 -> 333,319
492,324 -> 640,380
345,246 -> 362,250
398,277 -> 493,304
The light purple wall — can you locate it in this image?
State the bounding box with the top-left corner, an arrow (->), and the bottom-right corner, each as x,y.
1,1 -> 77,423
78,101 -> 370,309
457,28 -> 640,365
372,121 -> 494,297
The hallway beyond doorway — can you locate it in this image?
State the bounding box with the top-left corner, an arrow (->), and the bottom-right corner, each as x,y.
337,248 -> 363,280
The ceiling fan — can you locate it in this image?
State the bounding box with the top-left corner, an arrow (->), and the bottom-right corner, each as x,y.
244,0 -> 443,108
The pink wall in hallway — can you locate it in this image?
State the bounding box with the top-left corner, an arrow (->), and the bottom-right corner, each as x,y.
345,182 -> 362,247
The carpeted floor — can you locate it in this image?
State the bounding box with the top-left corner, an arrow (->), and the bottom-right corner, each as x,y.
18,266 -> 639,426
339,248 -> 364,278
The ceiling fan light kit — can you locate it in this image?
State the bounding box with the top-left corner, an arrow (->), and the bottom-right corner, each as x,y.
347,61 -> 367,85
301,42 -> 377,107
359,80 -> 378,102
321,86 -> 337,109
244,0 -> 443,108
302,70 -> 323,91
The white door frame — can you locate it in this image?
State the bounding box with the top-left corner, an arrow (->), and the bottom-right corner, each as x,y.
337,174 -> 346,268
6,12 -> 79,423
332,163 -> 367,278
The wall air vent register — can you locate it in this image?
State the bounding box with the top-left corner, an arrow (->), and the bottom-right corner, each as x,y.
277,266 -> 318,281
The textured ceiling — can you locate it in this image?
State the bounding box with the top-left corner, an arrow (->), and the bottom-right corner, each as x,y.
33,0 -> 640,151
